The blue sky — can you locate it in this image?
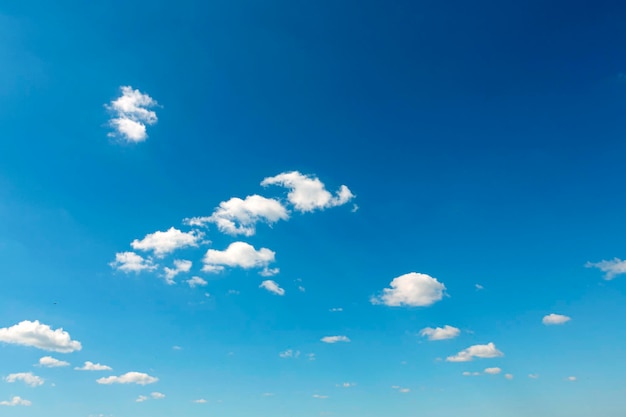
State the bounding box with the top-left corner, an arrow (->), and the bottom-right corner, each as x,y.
1,0 -> 626,416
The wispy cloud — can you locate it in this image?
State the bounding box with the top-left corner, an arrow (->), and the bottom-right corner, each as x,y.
163,259 -> 192,284
321,335 -> 350,344
585,258 -> 626,280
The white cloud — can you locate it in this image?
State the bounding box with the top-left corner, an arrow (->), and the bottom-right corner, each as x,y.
259,267 -> 280,277
96,372 -> 158,385
279,349 -> 300,358
484,367 -> 502,375
186,276 -> 208,288
37,356 -> 69,368
312,394 -> 329,399
261,171 -> 354,212
187,195 -> 289,236
542,314 -> 571,325
5,372 -> 44,387
307,353 -> 316,361
585,258 -> 626,280
371,272 -> 446,307
151,392 -> 165,399
193,399 -> 207,403
136,395 -> 148,403
462,371 -> 481,376
110,252 -> 156,273
567,376 -> 577,381
528,374 -> 539,379
75,361 -> 112,371
419,325 -> 460,341
505,373 -> 514,380
260,280 -> 285,296
329,307 -> 343,312
0,320 -> 82,353
202,242 -> 275,273
475,284 -> 484,290
446,342 -> 503,362
107,86 -> 158,143
337,382 -> 356,388
0,396 -> 31,406
163,259 -> 192,284
321,335 -> 350,344
391,386 -> 410,393
132,227 -> 203,257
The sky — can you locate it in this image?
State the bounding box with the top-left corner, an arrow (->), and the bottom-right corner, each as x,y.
1,0 -> 626,416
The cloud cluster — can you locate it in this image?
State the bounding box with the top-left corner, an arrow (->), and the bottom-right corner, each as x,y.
96,372 -> 158,385
419,325 -> 460,341
107,86 -> 158,143
203,242 -> 275,273
5,372 -> 44,387
446,343 -> 503,362
585,258 -> 626,280
0,320 -> 82,353
371,273 -> 446,307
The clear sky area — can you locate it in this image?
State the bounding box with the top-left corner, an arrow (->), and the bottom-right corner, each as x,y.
1,1 -> 626,416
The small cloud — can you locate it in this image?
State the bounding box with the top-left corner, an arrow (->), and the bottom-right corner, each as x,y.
151,392 -> 165,399
371,272 -> 446,307
585,258 -> 626,280
528,374 -> 539,379
163,259 -> 192,284
446,342 -> 503,362
186,276 -> 208,288
193,399 -> 207,403
321,335 -> 350,344
337,382 -> 356,388
110,251 -> 157,274
462,371 -> 481,376
260,267 -> 280,277
567,376 -> 577,382
419,325 -> 460,341
484,367 -> 502,375
172,346 -> 182,350
260,280 -> 285,296
279,349 -> 300,359
298,285 -> 306,292
351,204 -> 359,213
5,372 -> 44,387
106,86 -> 158,143
136,395 -> 149,403
475,284 -> 484,290
391,386 -> 410,393
75,361 -> 112,371
312,394 -> 329,399
262,392 -> 275,397
307,353 -> 316,361
228,289 -> 240,295
0,396 -> 31,406
0,320 -> 82,353
329,307 -> 343,312
203,242 -> 275,274
132,228 -> 203,258
542,314 -> 571,325
504,374 -> 514,380
96,372 -> 158,385
37,356 -> 69,368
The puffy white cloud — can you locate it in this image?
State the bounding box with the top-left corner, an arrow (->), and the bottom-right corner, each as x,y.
446,343 -> 503,362
0,396 -> 31,406
0,320 -> 81,353
106,86 -> 158,143
37,356 -> 69,368
110,252 -> 156,273
321,335 -> 350,344
163,259 -> 192,284
585,258 -> 626,280
202,242 -> 275,273
186,276 -> 208,288
419,325 -> 460,341
542,314 -> 571,325
260,280 -> 285,296
261,171 -> 354,212
279,349 -> 300,358
484,367 -> 502,375
151,392 -> 165,399
75,361 -> 112,371
5,372 -> 44,387
132,228 -> 203,257
96,372 -> 158,385
187,195 -> 289,236
371,272 -> 446,307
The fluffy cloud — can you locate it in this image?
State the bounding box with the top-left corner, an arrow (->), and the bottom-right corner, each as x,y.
151,392 -> 165,399
542,314 -> 571,325
446,342 -> 503,362
585,258 -> 626,280
259,267 -> 280,277
186,195 -> 289,236
75,361 -> 112,371
136,395 -> 149,403
321,335 -> 350,344
371,272 -> 446,307
261,171 -> 354,212
110,252 -> 156,273
132,228 -> 203,257
5,372 -> 44,387
259,280 -> 285,296
484,367 -> 502,375
186,276 -> 208,288
96,372 -> 158,385
37,356 -> 69,368
163,259 -> 192,284
0,320 -> 82,353
107,86 -> 158,143
202,242 -> 275,273
0,396 -> 31,406
419,325 -> 460,341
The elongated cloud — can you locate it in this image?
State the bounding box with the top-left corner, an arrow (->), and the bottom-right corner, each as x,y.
0,320 -> 81,353
419,325 -> 460,341
186,195 -> 289,236
110,252 -> 157,273
371,272 -> 446,307
484,367 -> 502,375
202,241 -> 275,273
75,361 -> 112,371
163,259 -> 192,284
261,171 -> 354,212
96,372 -> 158,385
107,86 -> 158,143
37,356 -> 69,368
0,396 -> 31,406
446,342 -> 503,362
259,280 -> 285,296
542,314 -> 571,325
585,258 -> 626,280
321,335 -> 350,344
5,372 -> 44,387
132,227 -> 203,257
